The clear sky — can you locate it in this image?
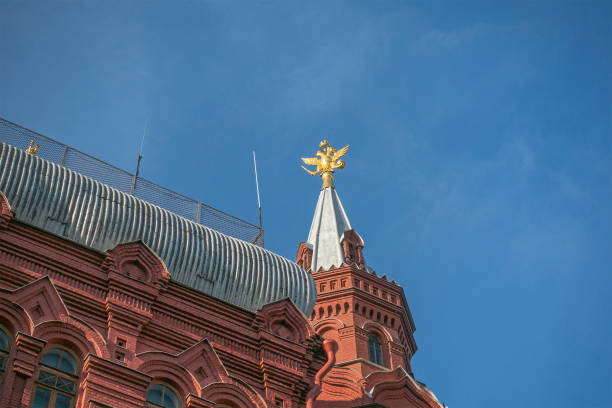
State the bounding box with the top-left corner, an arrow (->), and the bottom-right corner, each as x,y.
1,1 -> 610,407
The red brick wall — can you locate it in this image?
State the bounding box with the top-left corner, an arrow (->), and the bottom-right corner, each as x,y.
0,191 -> 327,408
301,245 -> 444,408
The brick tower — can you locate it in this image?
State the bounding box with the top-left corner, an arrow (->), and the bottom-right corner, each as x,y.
297,142 -> 443,408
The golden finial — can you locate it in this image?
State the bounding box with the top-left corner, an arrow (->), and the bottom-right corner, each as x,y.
301,140 -> 349,189
26,140 -> 40,155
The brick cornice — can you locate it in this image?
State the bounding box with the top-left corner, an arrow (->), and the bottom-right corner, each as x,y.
185,394 -> 215,408
81,354 -> 153,407
83,354 -> 152,387
12,332 -> 46,377
339,326 -> 369,340
317,287 -> 405,313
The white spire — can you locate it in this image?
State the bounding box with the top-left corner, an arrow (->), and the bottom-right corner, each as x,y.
306,186 -> 362,272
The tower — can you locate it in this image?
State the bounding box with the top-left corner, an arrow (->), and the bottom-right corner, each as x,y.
298,142 -> 443,408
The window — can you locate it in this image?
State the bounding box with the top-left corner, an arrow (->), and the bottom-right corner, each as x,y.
146,383 -> 180,408
32,348 -> 79,408
368,335 -> 384,366
0,327 -> 9,371
0,327 -> 10,391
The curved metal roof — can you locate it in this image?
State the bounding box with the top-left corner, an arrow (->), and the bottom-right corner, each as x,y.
0,143 -> 316,315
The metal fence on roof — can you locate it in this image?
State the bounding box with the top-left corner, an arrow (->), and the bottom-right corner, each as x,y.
0,117 -> 264,246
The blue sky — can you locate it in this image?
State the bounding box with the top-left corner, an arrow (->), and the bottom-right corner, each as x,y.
1,1 -> 610,407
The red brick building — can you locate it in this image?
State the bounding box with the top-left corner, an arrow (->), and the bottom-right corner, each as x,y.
0,133 -> 444,407
297,184 -> 443,408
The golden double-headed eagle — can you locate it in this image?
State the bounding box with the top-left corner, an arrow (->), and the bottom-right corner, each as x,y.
301,140 -> 349,189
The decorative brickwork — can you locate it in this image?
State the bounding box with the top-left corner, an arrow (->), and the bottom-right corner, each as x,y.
0,160 -> 445,408
301,238 -> 444,407
0,191 -> 330,408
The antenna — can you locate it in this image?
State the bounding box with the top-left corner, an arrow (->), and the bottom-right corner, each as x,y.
253,151 -> 263,246
130,121 -> 147,195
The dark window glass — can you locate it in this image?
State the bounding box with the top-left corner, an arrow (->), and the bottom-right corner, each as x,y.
35,348 -> 78,408
41,349 -> 76,375
368,335 -> 383,366
146,384 -> 180,408
0,328 -> 8,351
32,387 -> 52,408
54,394 -> 72,408
0,327 -> 10,393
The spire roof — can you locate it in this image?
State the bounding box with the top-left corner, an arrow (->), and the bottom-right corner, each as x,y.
306,186 -> 362,272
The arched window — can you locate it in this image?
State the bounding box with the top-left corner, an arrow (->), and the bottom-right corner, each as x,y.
32,348 -> 79,408
146,383 -> 180,408
368,334 -> 383,366
0,327 -> 10,389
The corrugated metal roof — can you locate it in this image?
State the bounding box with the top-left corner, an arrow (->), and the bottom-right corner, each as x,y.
0,143 -> 316,315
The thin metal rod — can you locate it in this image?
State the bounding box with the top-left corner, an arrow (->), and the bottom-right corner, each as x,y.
253,151 -> 261,212
61,146 -> 69,166
130,122 -> 147,195
253,151 -> 263,247
130,154 -> 141,195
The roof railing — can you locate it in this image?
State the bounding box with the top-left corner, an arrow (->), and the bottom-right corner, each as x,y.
0,117 -> 263,246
